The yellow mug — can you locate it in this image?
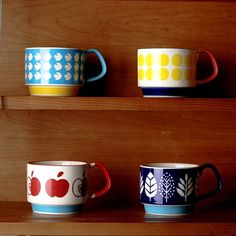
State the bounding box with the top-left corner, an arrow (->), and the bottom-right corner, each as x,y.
138,48 -> 218,97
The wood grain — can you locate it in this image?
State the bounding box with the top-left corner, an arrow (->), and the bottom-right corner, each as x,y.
0,108 -> 235,205
0,1 -> 235,234
0,202 -> 235,235
2,96 -> 236,111
0,0 -> 235,97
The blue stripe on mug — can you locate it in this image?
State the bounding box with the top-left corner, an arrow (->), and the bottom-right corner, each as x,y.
31,204 -> 83,214
144,204 -> 195,216
142,87 -> 196,97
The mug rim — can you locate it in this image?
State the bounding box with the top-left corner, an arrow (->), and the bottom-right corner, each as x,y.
137,48 -> 197,52
25,47 -> 80,50
28,160 -> 87,166
140,163 -> 199,169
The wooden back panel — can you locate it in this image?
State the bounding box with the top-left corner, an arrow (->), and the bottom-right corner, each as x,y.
0,0 -> 235,209
0,109 -> 235,207
0,0 -> 236,97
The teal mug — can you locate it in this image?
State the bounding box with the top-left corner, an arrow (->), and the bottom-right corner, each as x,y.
25,47 -> 107,96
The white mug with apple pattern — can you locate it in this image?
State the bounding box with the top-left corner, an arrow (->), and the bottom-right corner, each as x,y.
27,161 -> 111,215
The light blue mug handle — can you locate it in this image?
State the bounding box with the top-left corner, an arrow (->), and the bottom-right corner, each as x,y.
86,49 -> 107,83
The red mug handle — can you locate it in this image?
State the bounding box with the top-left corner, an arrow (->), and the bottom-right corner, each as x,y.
196,49 -> 218,85
89,162 -> 111,198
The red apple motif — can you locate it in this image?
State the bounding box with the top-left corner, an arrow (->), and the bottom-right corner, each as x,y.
28,170 -> 41,196
45,171 -> 69,198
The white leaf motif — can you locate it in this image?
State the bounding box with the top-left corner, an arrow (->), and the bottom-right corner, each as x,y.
74,53 -> 80,62
28,53 -> 33,61
54,72 -> 62,80
34,72 -> 41,80
34,63 -> 41,70
28,72 -> 33,80
74,73 -> 79,81
54,63 -> 62,71
145,172 -> 157,201
178,183 -> 185,190
34,53 -> 41,61
177,188 -> 184,197
28,63 -> 33,71
74,63 -> 79,71
65,63 -> 72,71
187,187 -> 194,196
65,72 -> 72,80
180,178 -> 185,185
65,53 -> 72,61
177,174 -> 194,202
54,53 -> 63,61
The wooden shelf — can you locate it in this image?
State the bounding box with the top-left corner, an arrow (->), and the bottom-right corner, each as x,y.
1,96 -> 236,111
0,202 -> 235,235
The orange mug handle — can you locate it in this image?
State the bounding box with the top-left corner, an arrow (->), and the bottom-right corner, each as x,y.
89,162 -> 111,198
196,49 -> 218,85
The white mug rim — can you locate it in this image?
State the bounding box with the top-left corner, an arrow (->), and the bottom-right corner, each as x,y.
137,48 -> 198,52
25,47 -> 80,50
28,160 -> 87,167
140,163 -> 199,169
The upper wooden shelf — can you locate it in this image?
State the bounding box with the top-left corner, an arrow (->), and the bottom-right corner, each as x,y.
1,96 -> 236,111
0,201 -> 235,235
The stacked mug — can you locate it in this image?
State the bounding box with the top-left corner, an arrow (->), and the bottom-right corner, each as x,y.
25,47 -> 107,96
138,48 -> 218,97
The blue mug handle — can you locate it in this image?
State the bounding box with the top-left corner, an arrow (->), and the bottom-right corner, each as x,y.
198,163 -> 223,200
86,49 -> 107,83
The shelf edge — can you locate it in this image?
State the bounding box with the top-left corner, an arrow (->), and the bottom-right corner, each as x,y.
1,96 -> 236,111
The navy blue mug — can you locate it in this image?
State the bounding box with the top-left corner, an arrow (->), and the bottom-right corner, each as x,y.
140,163 -> 222,216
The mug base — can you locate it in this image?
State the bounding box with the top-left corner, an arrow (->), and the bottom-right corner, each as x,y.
143,204 -> 195,216
31,203 -> 83,215
28,85 -> 80,96
141,87 -> 196,97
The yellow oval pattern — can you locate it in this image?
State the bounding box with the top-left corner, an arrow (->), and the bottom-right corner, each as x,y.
138,53 -> 195,81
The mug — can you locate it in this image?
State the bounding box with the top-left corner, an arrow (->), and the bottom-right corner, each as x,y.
137,48 -> 218,97
140,163 -> 222,216
25,47 -> 107,96
27,161 -> 111,215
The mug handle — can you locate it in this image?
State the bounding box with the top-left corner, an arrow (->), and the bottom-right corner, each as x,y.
86,49 -> 107,83
89,162 -> 111,198
198,163 -> 222,201
196,50 -> 218,85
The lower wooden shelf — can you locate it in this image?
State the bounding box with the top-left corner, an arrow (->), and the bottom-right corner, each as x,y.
0,201 -> 235,235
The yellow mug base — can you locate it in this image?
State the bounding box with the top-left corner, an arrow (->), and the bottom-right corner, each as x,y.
28,86 -> 80,96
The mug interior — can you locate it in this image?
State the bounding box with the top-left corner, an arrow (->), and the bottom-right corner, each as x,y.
141,163 -> 199,169
28,160 -> 87,166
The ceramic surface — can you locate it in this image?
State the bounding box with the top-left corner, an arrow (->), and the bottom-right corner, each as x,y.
27,161 -> 111,214
25,47 -> 107,96
137,48 -> 218,97
140,163 -> 222,216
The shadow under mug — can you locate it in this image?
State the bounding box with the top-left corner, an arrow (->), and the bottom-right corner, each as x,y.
140,163 -> 222,216
27,161 -> 111,215
138,48 -> 218,97
25,47 -> 107,96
